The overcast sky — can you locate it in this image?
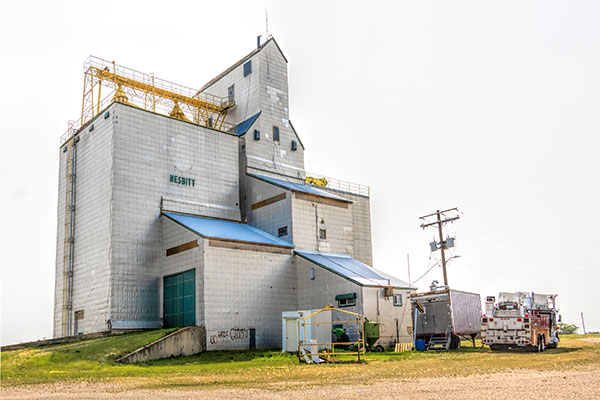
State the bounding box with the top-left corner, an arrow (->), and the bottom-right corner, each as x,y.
2,1 -> 599,345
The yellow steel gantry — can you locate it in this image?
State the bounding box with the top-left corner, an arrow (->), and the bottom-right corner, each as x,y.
297,304 -> 366,363
80,56 -> 235,131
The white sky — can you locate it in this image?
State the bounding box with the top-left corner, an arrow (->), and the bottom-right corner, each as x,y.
1,1 -> 599,345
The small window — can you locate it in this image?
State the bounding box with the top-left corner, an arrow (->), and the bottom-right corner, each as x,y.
291,140 -> 297,151
338,297 -> 356,307
228,84 -> 235,104
336,293 -> 356,308
253,129 -> 260,141
393,294 -> 403,307
244,60 -> 252,77
273,126 -> 280,142
319,228 -> 327,240
278,226 -> 288,237
75,310 -> 85,320
310,267 -> 315,280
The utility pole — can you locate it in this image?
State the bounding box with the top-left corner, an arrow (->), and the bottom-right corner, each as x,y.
581,312 -> 587,335
407,253 -> 411,288
419,208 -> 460,287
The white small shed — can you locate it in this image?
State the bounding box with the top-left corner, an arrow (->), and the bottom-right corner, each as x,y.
282,309 -> 332,352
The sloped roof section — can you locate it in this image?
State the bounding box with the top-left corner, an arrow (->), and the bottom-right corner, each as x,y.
163,212 -> 294,248
248,173 -> 352,203
295,250 -> 411,288
235,111 -> 261,136
198,38 -> 287,94
288,120 -> 305,150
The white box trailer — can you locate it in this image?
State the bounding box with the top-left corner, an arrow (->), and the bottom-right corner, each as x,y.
411,288 -> 482,350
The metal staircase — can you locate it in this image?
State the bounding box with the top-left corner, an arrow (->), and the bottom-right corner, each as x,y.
427,326 -> 452,351
427,334 -> 451,351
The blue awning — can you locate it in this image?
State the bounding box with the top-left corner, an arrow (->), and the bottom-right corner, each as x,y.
248,173 -> 352,203
235,111 -> 261,136
295,250 -> 410,288
163,212 -> 294,248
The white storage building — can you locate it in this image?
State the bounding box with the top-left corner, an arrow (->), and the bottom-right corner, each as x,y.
54,38 -> 415,350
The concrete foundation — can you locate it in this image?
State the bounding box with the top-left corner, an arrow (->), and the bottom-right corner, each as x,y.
115,326 -> 206,364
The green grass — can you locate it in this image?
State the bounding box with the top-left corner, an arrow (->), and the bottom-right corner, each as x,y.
2,332 -> 599,389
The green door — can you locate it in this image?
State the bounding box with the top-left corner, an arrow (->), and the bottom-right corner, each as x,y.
163,269 -> 195,328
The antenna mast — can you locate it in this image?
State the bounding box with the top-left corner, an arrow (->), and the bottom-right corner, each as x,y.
265,9 -> 269,38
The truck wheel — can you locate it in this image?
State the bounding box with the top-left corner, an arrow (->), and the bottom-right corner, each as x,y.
375,345 -> 385,352
540,336 -> 546,352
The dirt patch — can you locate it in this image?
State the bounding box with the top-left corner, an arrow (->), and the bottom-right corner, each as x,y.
578,337 -> 600,343
2,365 -> 599,400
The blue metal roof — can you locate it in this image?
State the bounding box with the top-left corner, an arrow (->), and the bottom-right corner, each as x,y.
235,111 -> 261,136
163,212 -> 294,248
248,173 -> 352,203
295,250 -> 410,288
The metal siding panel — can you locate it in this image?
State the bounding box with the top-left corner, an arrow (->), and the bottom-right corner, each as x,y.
449,290 -> 482,335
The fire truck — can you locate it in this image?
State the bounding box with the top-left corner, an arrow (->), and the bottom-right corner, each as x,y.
481,292 -> 560,352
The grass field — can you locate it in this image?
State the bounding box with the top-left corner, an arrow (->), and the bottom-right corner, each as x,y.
2,331 -> 599,390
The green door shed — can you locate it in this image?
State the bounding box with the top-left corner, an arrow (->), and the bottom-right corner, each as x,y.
163,269 -> 196,328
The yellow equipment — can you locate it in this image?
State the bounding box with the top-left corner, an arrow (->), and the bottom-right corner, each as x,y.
80,56 -> 235,132
305,176 -> 328,187
297,304 -> 366,363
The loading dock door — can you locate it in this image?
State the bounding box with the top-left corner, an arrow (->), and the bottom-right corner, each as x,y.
163,269 -> 196,328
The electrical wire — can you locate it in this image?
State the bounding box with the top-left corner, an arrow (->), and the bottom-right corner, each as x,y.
411,261 -> 440,285
460,211 -> 597,269
461,226 -> 600,275
453,259 -> 595,286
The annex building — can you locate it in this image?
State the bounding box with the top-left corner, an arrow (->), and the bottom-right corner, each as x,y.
54,38 -> 415,350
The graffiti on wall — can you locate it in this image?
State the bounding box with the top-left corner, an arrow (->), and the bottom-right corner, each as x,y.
209,328 -> 249,344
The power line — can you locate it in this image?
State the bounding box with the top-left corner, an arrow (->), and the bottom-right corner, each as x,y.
461,218 -> 598,271
454,259 -> 595,286
460,211 -> 597,268
462,233 -> 600,275
412,261 -> 440,285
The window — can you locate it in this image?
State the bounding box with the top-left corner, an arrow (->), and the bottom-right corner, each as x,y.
273,126 -> 280,142
310,267 -> 315,280
338,297 -> 356,307
253,129 -> 260,141
393,294 -> 403,307
319,228 -> 327,240
291,140 -> 297,151
228,84 -> 235,104
244,60 -> 252,77
336,293 -> 357,308
278,226 -> 288,237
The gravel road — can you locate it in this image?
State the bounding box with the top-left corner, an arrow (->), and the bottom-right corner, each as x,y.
3,365 -> 599,400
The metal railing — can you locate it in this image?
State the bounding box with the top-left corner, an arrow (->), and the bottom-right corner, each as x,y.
60,56 -> 237,145
83,56 -> 233,109
305,172 -> 370,197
